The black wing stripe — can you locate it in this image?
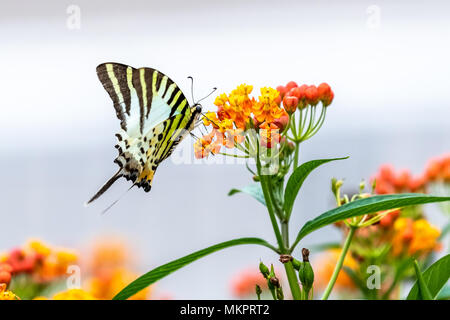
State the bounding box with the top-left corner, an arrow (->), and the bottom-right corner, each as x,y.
112,64 -> 132,116
96,64 -> 127,131
132,68 -> 146,134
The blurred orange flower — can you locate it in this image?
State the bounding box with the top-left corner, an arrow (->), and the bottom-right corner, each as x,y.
230,268 -> 268,298
314,249 -> 358,291
85,237 -> 151,300
425,153 -> 450,182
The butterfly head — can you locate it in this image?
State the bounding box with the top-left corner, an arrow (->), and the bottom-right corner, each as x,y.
193,103 -> 202,113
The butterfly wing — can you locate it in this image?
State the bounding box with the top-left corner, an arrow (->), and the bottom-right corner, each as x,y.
96,62 -> 190,136
136,108 -> 200,192
87,63 -> 199,204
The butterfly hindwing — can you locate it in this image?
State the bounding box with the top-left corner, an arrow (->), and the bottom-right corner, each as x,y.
134,111 -> 197,191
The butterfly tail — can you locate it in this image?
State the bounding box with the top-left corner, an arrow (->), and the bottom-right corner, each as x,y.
85,170 -> 123,206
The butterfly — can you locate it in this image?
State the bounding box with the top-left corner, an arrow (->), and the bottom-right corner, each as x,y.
86,62 -> 212,206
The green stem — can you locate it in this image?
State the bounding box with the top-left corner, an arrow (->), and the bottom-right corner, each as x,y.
257,160 -> 284,251
321,226 -> 356,300
293,142 -> 300,169
284,261 -> 302,300
281,221 -> 289,248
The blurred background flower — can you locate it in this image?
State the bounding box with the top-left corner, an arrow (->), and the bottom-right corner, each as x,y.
0,236 -> 165,300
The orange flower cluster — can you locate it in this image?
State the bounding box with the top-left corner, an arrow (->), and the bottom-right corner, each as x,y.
391,218 -> 441,256
0,239 -> 77,284
372,164 -> 426,194
278,81 -> 334,113
373,154 -> 450,195
424,153 -> 450,182
85,237 -> 151,300
194,84 -> 289,158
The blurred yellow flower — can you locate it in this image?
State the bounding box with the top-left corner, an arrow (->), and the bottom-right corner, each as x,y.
53,289 -> 97,300
26,239 -> 51,257
0,283 -> 19,300
392,218 -> 441,256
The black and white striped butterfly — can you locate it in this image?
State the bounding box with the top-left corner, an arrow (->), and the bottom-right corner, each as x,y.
86,62 -> 210,205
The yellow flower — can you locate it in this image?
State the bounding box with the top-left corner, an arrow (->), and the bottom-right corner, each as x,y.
409,219 -> 440,255
0,283 -> 19,300
26,239 -> 51,257
214,93 -> 229,107
53,289 -> 97,300
219,84 -> 254,129
55,249 -> 78,267
392,217 -> 441,256
253,87 -> 284,124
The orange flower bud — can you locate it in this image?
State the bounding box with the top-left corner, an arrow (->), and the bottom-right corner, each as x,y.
273,111 -> 290,131
274,95 -> 282,106
0,271 -> 11,285
7,249 -> 36,273
287,87 -> 299,99
317,83 -> 334,106
283,96 -> 298,113
276,85 -> 288,99
424,158 -> 441,181
379,164 -> 396,184
305,85 -> 320,106
393,169 -> 411,189
285,81 -> 298,91
409,175 -> 426,192
375,180 -> 395,194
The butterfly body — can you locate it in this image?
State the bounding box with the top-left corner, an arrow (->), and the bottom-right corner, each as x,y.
86,63 -> 201,204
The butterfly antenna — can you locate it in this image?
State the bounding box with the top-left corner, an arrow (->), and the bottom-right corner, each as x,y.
189,132 -> 200,141
196,87 -> 217,104
101,184 -> 135,215
85,170 -> 123,206
187,76 -> 196,104
201,112 -> 220,128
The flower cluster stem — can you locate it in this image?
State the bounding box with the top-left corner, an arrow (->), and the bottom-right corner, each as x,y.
293,142 -> 300,169
284,261 -> 302,300
321,226 -> 356,300
257,159 -> 284,252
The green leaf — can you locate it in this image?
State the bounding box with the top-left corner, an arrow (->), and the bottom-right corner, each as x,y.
284,157 -> 348,218
228,183 -> 266,206
291,194 -> 450,251
436,285 -> 450,300
309,242 -> 341,252
113,237 -> 277,300
412,260 -> 433,300
407,254 -> 450,300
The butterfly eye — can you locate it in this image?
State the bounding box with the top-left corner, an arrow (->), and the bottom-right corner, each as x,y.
195,105 -> 202,113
